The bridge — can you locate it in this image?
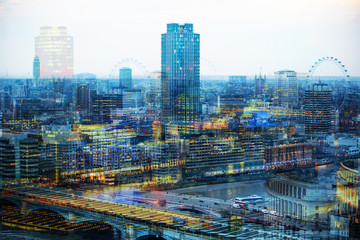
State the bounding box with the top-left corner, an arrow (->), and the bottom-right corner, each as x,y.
167,204 -> 221,219
0,185 -> 262,240
1,185 -> 319,239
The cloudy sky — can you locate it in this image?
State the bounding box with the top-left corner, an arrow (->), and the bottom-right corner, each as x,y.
0,0 -> 359,77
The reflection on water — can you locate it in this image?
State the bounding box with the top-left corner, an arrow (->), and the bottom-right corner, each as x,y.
171,179 -> 267,200
0,226 -> 82,240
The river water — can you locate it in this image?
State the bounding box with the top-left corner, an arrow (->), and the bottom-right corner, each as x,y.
0,226 -> 82,240
170,179 -> 267,200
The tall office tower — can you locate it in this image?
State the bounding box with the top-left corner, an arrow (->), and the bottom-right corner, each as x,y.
0,137 -> 16,180
304,83 -> 332,135
35,26 -> 74,79
161,23 -> 200,128
33,56 -> 40,80
19,139 -> 40,180
119,68 -> 132,89
274,70 -> 298,107
75,85 -> 90,113
255,74 -> 266,96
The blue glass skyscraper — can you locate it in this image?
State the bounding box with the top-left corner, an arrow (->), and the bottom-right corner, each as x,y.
119,67 -> 132,89
161,23 -> 200,127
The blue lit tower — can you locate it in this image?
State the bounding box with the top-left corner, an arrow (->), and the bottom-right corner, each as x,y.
119,67 -> 132,89
161,23 -> 200,127
33,56 -> 40,80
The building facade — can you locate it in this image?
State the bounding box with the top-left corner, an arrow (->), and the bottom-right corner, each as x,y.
161,23 -> 200,128
264,143 -> 313,171
76,85 -> 90,113
119,68 -> 132,89
35,26 -> 74,79
266,168 -> 336,221
274,70 -> 298,107
182,130 -> 264,181
304,83 -> 332,135
33,56 -> 40,80
334,160 -> 360,238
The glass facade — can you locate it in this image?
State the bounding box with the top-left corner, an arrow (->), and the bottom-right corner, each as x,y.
274,70 -> 298,107
119,67 -> 132,89
35,26 -> 74,79
161,23 -> 200,126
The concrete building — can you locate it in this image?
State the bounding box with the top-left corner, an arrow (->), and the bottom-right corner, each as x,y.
304,83 -> 332,135
266,168 -> 336,221
265,143 -> 313,171
181,130 -> 264,181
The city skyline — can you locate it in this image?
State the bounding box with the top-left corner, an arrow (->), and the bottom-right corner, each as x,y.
0,0 -> 360,77
1,6 -> 360,237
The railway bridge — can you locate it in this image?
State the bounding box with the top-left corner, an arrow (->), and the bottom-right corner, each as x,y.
1,186 -> 235,239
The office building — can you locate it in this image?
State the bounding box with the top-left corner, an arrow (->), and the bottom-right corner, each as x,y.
35,26 -> 74,79
274,70 -> 298,107
119,68 -> 132,89
182,131 -> 264,181
76,85 -> 90,113
0,134 -> 40,181
0,137 -> 16,180
90,94 -> 122,123
265,143 -> 313,171
304,83 -> 332,135
19,139 -> 40,180
161,23 -> 200,128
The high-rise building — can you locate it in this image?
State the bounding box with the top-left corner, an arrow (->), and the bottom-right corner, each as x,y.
33,56 -> 40,80
91,94 -> 122,123
119,68 -> 132,89
19,139 -> 40,180
35,26 -> 74,79
304,83 -> 332,134
274,70 -> 298,107
161,23 -> 200,127
255,74 -> 266,96
75,85 -> 90,113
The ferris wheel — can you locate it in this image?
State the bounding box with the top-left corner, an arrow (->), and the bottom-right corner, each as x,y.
108,58 -> 152,106
307,57 -> 352,111
109,58 -> 150,82
307,56 -> 349,79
